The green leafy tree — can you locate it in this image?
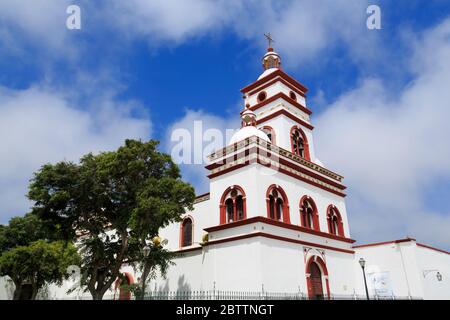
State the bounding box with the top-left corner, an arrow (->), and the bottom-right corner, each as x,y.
28,139 -> 195,300
0,213 -> 47,253
0,240 -> 79,300
0,213 -> 80,300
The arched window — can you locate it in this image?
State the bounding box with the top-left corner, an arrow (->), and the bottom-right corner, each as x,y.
180,217 -> 193,247
266,185 -> 290,223
327,205 -> 344,237
290,126 -> 310,160
299,196 -> 320,230
220,186 -> 247,224
260,126 -> 276,145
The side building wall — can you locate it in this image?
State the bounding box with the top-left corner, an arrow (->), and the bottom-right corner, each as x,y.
353,240 -> 450,300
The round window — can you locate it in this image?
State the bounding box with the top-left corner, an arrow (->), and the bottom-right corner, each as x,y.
257,91 -> 267,102
289,91 -> 297,101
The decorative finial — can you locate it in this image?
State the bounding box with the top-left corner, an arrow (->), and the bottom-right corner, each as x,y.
261,33 -> 281,70
264,33 -> 274,49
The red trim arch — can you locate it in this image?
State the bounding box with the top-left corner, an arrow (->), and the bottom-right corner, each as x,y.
266,184 -> 290,223
299,195 -> 320,231
326,205 -> 344,237
114,272 -> 134,300
290,126 -> 311,161
220,185 -> 247,225
305,256 -> 330,299
260,125 -> 276,145
180,215 -> 194,248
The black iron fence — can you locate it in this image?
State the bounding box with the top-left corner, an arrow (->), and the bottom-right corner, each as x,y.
52,290 -> 420,300
138,290 -> 419,300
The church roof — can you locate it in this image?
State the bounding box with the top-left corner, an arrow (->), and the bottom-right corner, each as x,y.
257,67 -> 278,80
229,125 -> 270,145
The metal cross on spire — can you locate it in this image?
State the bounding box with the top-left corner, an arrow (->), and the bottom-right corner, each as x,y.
264,33 -> 274,49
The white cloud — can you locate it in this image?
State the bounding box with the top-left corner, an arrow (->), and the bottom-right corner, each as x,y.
105,0 -> 231,43
0,85 -> 151,223
104,0 -> 371,65
0,1 -> 373,67
0,0 -> 73,54
314,19 -> 450,248
164,109 -> 239,194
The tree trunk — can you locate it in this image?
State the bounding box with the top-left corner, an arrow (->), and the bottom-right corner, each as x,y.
12,283 -> 22,300
30,283 -> 38,300
88,231 -> 129,300
30,287 -> 38,300
12,282 -> 37,300
91,290 -> 104,300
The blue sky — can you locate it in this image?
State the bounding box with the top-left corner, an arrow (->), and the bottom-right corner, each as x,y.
1,1 -> 450,249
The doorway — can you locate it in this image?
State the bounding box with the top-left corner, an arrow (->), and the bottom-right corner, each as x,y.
309,262 -> 324,299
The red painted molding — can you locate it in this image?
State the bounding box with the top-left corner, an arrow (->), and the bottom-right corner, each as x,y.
417,243 -> 450,255
219,185 -> 247,224
278,157 -> 345,190
305,256 -> 331,299
256,109 -> 314,130
206,147 -> 346,197
174,246 -> 203,254
244,92 -> 312,116
353,238 -> 416,249
260,125 -> 276,145
241,69 -> 308,95
206,145 -> 345,190
290,125 -> 311,161
205,145 -> 256,170
326,204 -> 345,237
208,157 -> 346,197
354,238 -> 450,255
204,216 -> 356,244
266,184 -> 291,223
207,163 -> 247,179
195,192 -> 210,199
180,216 -> 194,248
275,164 -> 346,197
299,195 -> 320,231
247,77 -> 306,98
202,231 -> 354,254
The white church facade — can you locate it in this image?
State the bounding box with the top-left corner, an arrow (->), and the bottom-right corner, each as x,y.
148,46 -> 449,300
146,46 -> 450,300
1,45 -> 449,300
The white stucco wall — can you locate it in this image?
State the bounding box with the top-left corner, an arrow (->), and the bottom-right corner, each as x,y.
244,80 -> 307,109
353,240 -> 450,299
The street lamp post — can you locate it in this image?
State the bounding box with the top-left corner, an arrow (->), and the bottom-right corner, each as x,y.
141,245 -> 151,300
359,258 -> 370,300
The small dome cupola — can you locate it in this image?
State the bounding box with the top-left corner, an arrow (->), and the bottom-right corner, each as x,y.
228,107 -> 269,145
241,108 -> 257,127
262,33 -> 281,70
262,49 -> 281,70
